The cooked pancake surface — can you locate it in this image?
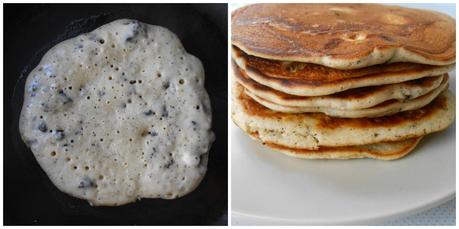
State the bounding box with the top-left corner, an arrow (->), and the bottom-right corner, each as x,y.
232,4 -> 456,69
263,137 -> 422,160
232,83 -> 455,149
233,47 -> 454,96
234,62 -> 446,110
245,76 -> 448,118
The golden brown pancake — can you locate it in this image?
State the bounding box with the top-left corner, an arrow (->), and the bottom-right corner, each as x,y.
262,137 -> 423,160
232,47 -> 454,96
232,4 -> 456,69
233,61 -> 447,110
232,82 -> 455,149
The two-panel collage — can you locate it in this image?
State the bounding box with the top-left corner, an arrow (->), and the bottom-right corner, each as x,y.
2,1 -> 456,226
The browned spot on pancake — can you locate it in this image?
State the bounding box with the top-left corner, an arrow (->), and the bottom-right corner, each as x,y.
248,130 -> 260,139
379,34 -> 395,42
324,38 -> 342,50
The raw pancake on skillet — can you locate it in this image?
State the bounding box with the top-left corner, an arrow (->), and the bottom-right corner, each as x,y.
231,3 -> 456,160
19,19 -> 214,206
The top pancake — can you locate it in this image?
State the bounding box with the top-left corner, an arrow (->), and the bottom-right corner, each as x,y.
232,4 -> 456,69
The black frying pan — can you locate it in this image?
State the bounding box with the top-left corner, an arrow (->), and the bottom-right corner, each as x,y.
4,4 -> 227,225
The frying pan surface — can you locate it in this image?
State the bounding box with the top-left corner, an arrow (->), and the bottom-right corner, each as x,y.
4,4 -> 228,225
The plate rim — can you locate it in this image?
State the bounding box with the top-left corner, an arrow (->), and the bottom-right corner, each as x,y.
232,192 -> 455,225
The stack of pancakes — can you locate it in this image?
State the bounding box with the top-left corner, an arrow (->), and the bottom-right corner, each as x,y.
231,4 -> 456,160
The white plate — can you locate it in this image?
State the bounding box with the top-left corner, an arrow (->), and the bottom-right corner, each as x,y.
231,72 -> 456,225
